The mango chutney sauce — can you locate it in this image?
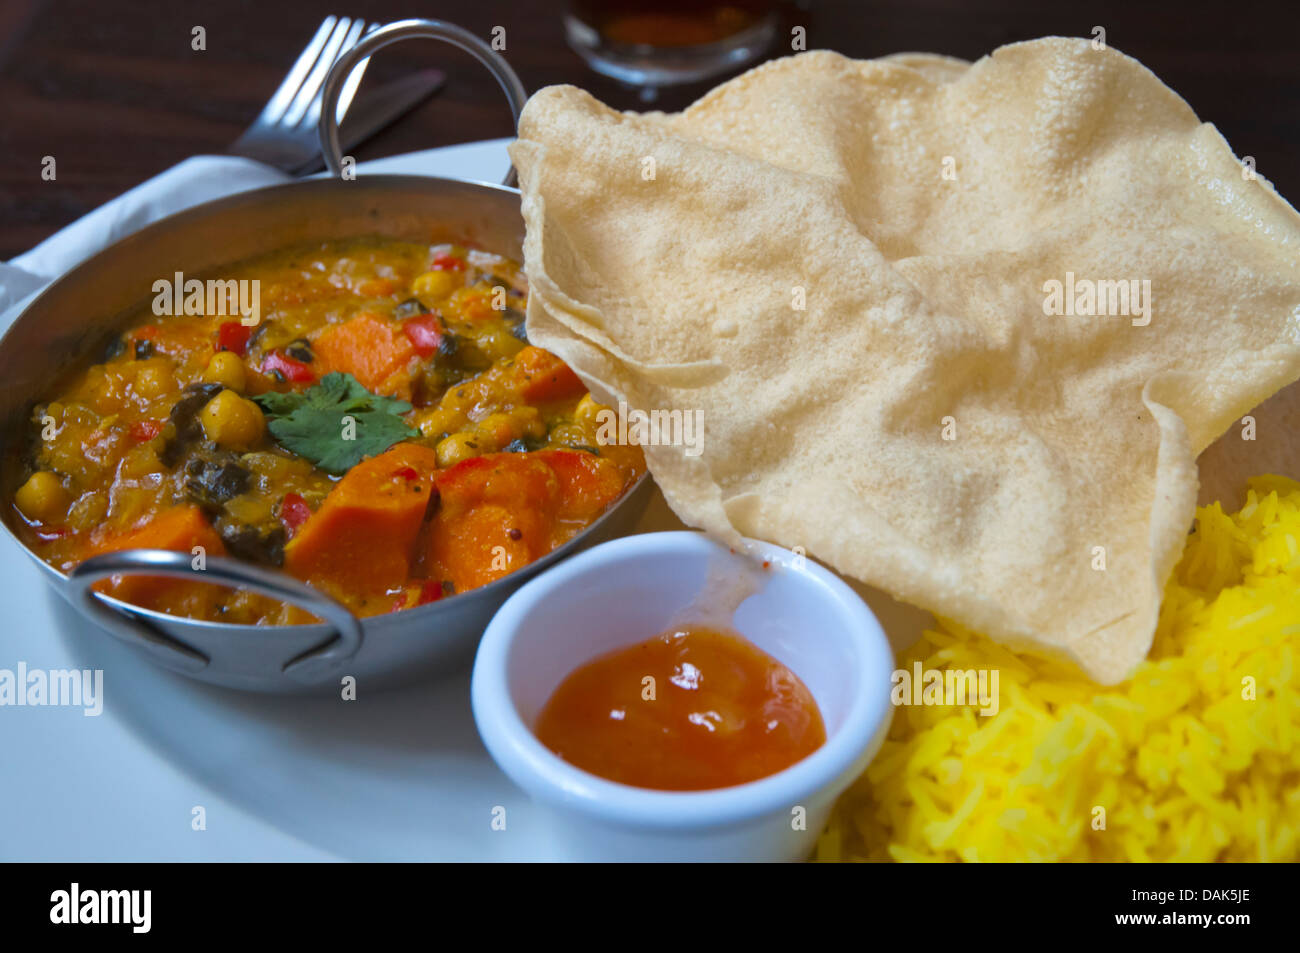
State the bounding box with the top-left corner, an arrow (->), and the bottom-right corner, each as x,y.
534,625 -> 826,790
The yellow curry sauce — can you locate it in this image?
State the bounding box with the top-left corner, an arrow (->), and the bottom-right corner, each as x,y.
8,239 -> 643,623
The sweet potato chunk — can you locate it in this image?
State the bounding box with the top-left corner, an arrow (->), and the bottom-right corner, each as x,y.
423,453 -> 559,591
425,504 -> 550,592
511,346 -> 585,403
87,504 -> 227,605
533,449 -> 629,523
313,312 -> 416,397
285,442 -> 439,598
433,452 -> 558,512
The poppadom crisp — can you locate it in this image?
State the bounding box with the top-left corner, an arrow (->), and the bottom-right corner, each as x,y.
511,38 -> 1300,683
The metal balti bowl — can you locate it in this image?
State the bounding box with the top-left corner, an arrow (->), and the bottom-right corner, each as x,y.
0,20 -> 651,693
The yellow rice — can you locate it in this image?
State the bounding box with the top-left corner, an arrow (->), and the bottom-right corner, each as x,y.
818,475 -> 1300,862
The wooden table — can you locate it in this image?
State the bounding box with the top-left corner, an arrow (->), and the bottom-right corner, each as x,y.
2,0 -> 1298,258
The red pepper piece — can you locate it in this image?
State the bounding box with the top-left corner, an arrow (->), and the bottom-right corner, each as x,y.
128,419 -> 162,443
416,580 -> 445,605
401,313 -> 445,358
262,349 -> 315,383
217,321 -> 254,356
430,252 -> 465,271
279,492 -> 312,537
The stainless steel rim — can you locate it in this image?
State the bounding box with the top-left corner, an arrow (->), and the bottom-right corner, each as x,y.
67,550 -> 365,681
317,18 -> 527,186
0,118 -> 660,687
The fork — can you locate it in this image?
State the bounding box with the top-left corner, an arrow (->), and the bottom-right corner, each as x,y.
228,16 -> 377,174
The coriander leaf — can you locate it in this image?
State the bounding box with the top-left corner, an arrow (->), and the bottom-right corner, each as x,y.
252,372 -> 413,419
249,389 -> 300,417
251,372 -> 419,474
267,409 -> 419,474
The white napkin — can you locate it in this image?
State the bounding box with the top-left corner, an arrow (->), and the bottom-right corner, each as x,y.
0,155 -> 290,324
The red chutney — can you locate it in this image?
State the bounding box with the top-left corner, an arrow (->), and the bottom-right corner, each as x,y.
534,625 -> 826,791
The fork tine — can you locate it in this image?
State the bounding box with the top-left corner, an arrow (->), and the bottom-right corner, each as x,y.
301,17 -> 369,129
257,16 -> 337,124
283,16 -> 356,128
332,22 -> 381,123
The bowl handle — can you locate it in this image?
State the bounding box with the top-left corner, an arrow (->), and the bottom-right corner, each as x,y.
317,18 -> 528,187
66,550 -> 365,682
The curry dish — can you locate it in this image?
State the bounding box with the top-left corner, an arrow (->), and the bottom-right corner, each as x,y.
8,238 -> 644,623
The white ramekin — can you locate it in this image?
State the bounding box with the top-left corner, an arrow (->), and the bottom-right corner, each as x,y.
470,530 -> 895,862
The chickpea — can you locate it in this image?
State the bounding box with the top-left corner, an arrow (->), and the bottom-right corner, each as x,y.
203,350 -> 247,392
548,423 -> 591,448
416,406 -> 466,439
475,412 -> 518,451
435,431 -> 483,468
514,405 -> 546,441
573,393 -> 604,428
15,471 -> 70,523
199,389 -> 265,451
476,325 -> 524,362
412,269 -> 460,304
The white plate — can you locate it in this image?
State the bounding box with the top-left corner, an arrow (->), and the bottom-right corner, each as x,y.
0,140 -> 926,861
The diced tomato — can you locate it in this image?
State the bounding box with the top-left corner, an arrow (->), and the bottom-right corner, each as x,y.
279,492 -> 312,537
430,252 -> 465,271
394,466 -> 420,482
416,580 -> 445,605
262,349 -> 316,383
217,321 -> 254,356
128,419 -> 162,443
134,325 -> 160,340
401,313 -> 445,357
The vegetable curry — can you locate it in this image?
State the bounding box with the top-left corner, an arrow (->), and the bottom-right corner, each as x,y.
8,239 -> 644,623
